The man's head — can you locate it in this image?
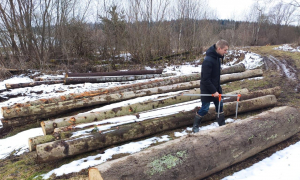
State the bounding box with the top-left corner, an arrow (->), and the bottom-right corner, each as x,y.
215,40 -> 229,56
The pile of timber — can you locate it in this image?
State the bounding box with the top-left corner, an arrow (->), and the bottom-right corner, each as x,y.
0,64 -> 251,127
29,88 -> 250,151
40,86 -> 280,136
64,72 -> 176,85
4,69 -> 171,90
88,106 -> 300,180
29,87 -> 280,162
5,80 -> 64,89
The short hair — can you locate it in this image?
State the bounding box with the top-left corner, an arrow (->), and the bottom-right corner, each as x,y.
216,39 -> 229,49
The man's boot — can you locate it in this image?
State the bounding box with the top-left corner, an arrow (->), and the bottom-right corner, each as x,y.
192,113 -> 202,133
216,112 -> 225,126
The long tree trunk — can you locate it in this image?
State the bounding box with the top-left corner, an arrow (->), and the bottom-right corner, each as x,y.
221,63 -> 245,74
34,77 -> 65,81
5,80 -> 64,90
223,86 -> 281,103
1,116 -> 39,127
35,95 -> 277,162
5,64 -> 246,110
17,73 -> 204,105
29,88 -> 279,151
88,106 -> 300,180
30,88 -> 247,151
220,69 -> 263,84
66,69 -> 164,77
2,80 -> 201,120
41,86 -> 280,136
64,73 -> 176,85
0,69 -> 262,120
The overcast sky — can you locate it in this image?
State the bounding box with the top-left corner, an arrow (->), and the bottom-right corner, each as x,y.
209,0 -> 255,20
208,0 -> 297,21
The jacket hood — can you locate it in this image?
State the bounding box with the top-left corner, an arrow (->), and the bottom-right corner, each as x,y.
206,44 -> 224,59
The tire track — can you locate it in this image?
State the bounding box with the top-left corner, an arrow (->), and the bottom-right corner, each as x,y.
266,55 -> 299,92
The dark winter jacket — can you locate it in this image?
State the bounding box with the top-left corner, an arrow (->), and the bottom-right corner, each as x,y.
200,44 -> 223,102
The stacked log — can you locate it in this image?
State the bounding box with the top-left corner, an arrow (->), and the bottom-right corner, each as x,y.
65,69 -> 164,77
64,63 -> 245,85
34,77 -> 65,81
28,88 -> 280,151
221,63 -> 245,74
5,80 -> 64,90
41,86 -> 280,136
88,106 -> 300,180
0,69 -> 262,127
35,95 -> 277,162
30,88 -> 247,151
64,73 -> 176,85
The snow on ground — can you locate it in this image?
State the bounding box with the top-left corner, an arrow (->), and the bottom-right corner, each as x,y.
239,53 -> 264,70
274,44 -> 300,52
2,49 -> 296,180
223,141 -> 300,180
0,128 -> 43,159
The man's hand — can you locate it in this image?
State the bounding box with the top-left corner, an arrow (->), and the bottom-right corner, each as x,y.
213,92 -> 219,97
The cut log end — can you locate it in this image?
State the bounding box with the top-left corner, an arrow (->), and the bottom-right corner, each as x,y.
89,168 -> 104,180
28,138 -> 34,152
41,121 -> 47,136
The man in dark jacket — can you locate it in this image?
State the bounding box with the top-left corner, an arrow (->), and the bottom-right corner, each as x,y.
192,40 -> 229,133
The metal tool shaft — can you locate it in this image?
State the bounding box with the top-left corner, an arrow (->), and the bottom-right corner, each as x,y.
182,94 -> 239,97
182,93 -> 241,119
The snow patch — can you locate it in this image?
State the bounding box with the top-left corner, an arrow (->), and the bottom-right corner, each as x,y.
274,44 -> 300,52
0,128 -> 43,159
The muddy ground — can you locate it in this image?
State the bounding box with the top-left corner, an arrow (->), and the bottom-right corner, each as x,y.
0,45 -> 300,180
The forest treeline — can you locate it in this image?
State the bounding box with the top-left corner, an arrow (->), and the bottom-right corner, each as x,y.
0,0 -> 299,72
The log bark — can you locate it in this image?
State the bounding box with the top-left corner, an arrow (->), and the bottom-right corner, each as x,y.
29,89 -> 248,151
5,80 -> 64,90
64,73 -> 176,85
2,80 -> 201,120
221,63 -> 245,74
88,106 -> 300,180
38,85 -> 278,136
34,77 -> 64,81
11,73 -> 203,106
35,95 -> 277,162
223,86 -> 281,103
1,69 -> 262,120
2,64 -> 246,111
40,88 -> 249,136
1,117 -> 38,128
66,69 -> 164,77
220,69 -> 263,84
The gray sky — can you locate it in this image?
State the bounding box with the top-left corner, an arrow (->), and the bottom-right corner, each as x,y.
208,0 -> 255,20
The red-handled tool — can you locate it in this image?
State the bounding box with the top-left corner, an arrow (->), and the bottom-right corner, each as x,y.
181,93 -> 241,119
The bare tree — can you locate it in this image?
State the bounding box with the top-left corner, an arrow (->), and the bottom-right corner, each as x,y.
268,2 -> 296,43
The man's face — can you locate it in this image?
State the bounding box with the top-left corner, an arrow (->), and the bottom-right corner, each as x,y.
216,46 -> 228,56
